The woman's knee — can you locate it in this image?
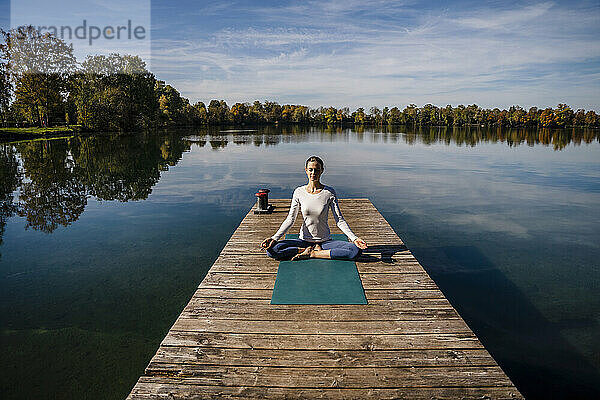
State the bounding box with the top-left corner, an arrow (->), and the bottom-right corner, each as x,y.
266,248 -> 277,259
330,243 -> 360,260
347,244 -> 360,259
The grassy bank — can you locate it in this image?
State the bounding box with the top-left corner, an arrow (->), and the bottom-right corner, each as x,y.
0,126 -> 82,141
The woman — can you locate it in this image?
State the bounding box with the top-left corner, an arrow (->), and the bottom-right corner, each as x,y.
261,156 -> 367,261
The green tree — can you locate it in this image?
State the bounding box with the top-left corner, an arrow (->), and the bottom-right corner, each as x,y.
156,82 -> 191,124
441,105 -> 454,126
231,102 -> 249,124
403,104 -> 418,125
382,107 -> 390,125
263,101 -> 281,123
369,106 -> 382,125
207,99 -> 230,124
388,107 -> 402,124
249,101 -> 264,123
193,101 -> 208,124
0,25 -> 76,126
73,54 -> 157,131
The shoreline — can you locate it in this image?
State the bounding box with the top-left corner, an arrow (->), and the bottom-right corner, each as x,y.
0,126 -> 83,141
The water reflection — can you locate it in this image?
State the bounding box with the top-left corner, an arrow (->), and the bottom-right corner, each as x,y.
16,140 -> 88,233
0,145 -> 21,259
185,125 -> 600,150
4,133 -> 193,235
0,126 -> 599,399
0,125 -> 598,243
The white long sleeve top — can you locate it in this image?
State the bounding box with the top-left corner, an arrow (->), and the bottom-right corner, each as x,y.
271,185 -> 358,243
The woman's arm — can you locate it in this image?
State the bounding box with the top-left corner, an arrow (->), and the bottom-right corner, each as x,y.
271,191 -> 300,241
329,188 -> 358,242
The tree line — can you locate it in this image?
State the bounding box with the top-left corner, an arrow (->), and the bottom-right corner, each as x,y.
1,25 -> 598,131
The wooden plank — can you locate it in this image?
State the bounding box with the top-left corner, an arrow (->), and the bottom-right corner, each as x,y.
129,380 -> 522,400
160,331 -> 484,350
209,262 -> 426,274
198,272 -> 439,290
209,255 -> 425,274
170,318 -> 473,335
191,288 -> 447,300
179,305 -> 459,321
147,347 -> 497,368
186,297 -> 453,308
130,365 -> 515,388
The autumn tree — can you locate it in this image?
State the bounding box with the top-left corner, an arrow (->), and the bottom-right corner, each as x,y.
353,107 -> 366,124
155,82 -> 192,124
573,109 -> 586,126
263,101 -> 282,123
325,107 -> 337,124
539,108 -> 556,128
585,110 -> 598,127
292,105 -> 309,123
231,102 -> 249,124
193,101 -> 208,124
554,103 -> 573,127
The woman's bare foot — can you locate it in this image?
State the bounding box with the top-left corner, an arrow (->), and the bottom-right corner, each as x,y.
310,243 -> 322,258
291,245 -> 314,261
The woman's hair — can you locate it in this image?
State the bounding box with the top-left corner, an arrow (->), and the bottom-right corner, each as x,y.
305,155 -> 324,170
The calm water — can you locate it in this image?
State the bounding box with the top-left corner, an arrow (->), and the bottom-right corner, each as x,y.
1,126 -> 599,399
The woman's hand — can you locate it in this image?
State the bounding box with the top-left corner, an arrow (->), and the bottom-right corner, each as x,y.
261,238 -> 277,249
353,237 -> 367,249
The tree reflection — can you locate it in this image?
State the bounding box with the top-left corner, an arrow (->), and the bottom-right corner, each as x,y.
1,126 -> 598,235
9,133 -> 191,233
398,126 -> 599,149
15,140 -> 87,233
70,134 -> 168,201
0,145 -> 20,257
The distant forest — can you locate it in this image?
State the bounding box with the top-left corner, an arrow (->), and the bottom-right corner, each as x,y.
1,25 -> 599,131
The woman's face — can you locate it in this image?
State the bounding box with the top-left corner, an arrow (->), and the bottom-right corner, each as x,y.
305,161 -> 323,182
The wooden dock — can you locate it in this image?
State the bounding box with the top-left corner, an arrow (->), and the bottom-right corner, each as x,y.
128,199 -> 523,399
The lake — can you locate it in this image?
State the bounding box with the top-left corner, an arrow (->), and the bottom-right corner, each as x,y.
1,125 -> 599,399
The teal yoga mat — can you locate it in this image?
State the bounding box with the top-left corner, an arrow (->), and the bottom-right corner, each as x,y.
270,234 -> 367,305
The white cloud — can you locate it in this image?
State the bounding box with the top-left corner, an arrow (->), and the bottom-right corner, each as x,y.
150,1 -> 600,110
455,2 -> 555,30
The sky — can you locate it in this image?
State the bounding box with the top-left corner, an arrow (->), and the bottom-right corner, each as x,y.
1,0 -> 599,110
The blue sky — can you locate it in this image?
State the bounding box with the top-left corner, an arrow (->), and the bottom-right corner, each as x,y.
2,0 -> 599,110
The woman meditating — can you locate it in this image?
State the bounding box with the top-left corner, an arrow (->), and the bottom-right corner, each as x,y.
261,156 -> 367,261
